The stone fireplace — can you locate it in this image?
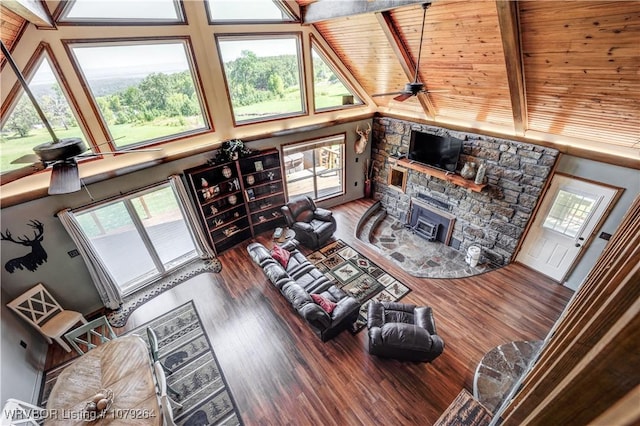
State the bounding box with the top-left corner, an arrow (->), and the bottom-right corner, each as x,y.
408,197 -> 455,245
371,117 -> 559,266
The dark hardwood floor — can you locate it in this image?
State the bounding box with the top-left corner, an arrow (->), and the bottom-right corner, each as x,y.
45,198 -> 574,425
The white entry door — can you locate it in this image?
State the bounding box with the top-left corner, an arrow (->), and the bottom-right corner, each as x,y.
517,174 -> 618,282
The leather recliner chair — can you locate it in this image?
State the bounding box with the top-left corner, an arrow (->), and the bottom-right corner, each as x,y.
281,196 -> 337,249
367,301 -> 445,362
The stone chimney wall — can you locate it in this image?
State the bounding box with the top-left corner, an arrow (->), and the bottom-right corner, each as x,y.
371,117 -> 559,266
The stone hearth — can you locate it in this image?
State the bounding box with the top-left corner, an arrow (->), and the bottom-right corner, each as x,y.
367,215 -> 494,279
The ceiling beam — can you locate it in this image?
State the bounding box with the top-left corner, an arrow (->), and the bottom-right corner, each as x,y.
303,0 -> 428,24
496,0 -> 527,136
375,10 -> 436,119
2,0 -> 54,28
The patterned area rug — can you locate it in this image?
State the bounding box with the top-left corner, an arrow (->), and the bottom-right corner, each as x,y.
307,240 -> 411,332
40,301 -> 242,426
107,258 -> 222,328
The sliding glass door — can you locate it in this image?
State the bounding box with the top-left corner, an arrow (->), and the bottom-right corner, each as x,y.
74,183 -> 198,295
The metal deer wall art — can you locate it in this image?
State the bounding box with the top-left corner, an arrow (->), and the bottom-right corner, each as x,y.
1,220 -> 48,273
355,123 -> 371,155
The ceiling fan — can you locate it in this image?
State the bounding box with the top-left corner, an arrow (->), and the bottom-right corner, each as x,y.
372,3 -> 446,102
0,41 -> 160,195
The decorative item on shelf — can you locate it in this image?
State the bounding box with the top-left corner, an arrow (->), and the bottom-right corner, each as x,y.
267,171 -> 275,181
222,165 -> 233,179
246,175 -> 255,185
200,178 -> 209,188
460,161 -> 477,180
474,162 -> 487,185
228,178 -> 240,191
258,215 -> 266,222
259,201 -> 273,210
355,123 -> 371,154
211,206 -> 218,215
228,194 -> 237,205
270,184 -> 277,194
233,211 -> 240,218
214,218 -> 224,227
83,388 -> 113,421
216,139 -> 253,163
246,188 -> 255,201
254,160 -> 263,171
223,225 -> 239,237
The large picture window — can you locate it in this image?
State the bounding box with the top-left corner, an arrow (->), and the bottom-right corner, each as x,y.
1,53 -> 86,172
217,35 -> 305,124
68,39 -> 208,148
312,42 -> 362,111
74,183 -> 198,295
205,0 -> 296,23
283,135 -> 345,201
59,0 -> 184,23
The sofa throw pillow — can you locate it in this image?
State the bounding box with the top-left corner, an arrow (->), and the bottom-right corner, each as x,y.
271,245 -> 290,268
311,294 -> 337,314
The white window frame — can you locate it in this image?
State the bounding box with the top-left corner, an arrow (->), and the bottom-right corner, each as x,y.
74,182 -> 198,296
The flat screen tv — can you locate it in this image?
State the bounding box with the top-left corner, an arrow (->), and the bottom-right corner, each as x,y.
407,131 -> 463,172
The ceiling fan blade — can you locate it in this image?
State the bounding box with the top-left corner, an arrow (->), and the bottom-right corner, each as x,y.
75,148 -> 163,158
393,93 -> 413,102
422,89 -> 449,94
0,163 -> 47,186
372,91 -> 405,97
11,154 -> 41,164
49,161 -> 81,195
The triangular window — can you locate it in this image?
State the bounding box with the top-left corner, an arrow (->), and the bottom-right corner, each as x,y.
206,0 -> 296,23
311,42 -> 362,111
1,53 -> 86,172
59,0 -> 184,23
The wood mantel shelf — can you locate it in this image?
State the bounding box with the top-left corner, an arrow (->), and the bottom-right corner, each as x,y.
396,158 -> 487,192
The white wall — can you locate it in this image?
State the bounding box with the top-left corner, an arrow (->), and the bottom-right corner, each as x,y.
556,155 -> 640,291
0,292 -> 47,405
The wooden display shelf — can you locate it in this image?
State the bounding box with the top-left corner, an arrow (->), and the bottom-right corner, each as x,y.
396,158 -> 487,192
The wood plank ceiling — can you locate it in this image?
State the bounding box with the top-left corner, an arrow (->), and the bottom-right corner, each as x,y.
300,0 -> 640,165
0,4 -> 27,61
1,1 -> 638,166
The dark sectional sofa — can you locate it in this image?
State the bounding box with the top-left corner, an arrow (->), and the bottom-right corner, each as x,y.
247,240 -> 360,341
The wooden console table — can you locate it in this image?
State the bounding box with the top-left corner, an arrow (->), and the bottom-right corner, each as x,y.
396,157 -> 487,192
45,335 -> 160,425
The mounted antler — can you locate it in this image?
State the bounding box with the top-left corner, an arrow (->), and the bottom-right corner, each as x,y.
355,123 -> 372,155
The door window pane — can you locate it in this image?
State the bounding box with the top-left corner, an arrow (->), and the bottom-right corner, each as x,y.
283,136 -> 345,201
217,36 -> 304,124
543,189 -> 599,238
70,41 -> 207,148
132,186 -> 196,269
1,56 -> 85,172
75,202 -> 157,287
